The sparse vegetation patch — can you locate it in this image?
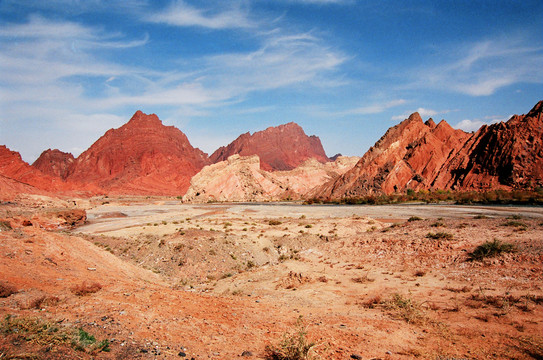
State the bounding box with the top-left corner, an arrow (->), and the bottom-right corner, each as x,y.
468,239 -> 516,261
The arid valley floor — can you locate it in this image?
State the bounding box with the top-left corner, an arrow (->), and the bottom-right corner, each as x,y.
1,196 -> 542,359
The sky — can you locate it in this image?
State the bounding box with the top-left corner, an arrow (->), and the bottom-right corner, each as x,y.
0,0 -> 542,163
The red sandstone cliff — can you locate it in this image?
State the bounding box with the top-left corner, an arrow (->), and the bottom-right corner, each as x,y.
65,111 -> 210,196
32,149 -> 75,179
210,122 -> 330,171
314,100 -> 543,199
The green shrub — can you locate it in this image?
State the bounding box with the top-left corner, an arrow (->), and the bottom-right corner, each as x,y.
468,239 -> 516,261
407,216 -> 422,222
426,232 -> 453,240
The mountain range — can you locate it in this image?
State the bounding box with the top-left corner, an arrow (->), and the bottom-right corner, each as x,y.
1,100 -> 541,201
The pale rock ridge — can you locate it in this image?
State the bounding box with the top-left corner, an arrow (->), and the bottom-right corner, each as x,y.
184,155 -> 359,203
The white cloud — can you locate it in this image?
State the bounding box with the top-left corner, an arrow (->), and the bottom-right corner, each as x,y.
454,115 -> 509,132
147,1 -> 254,29
0,14 -> 348,161
203,32 -> 346,95
311,99 -> 407,118
414,36 -> 543,96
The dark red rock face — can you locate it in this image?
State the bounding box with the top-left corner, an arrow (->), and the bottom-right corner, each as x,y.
315,101 -> 543,199
210,122 -> 330,171
32,149 -> 75,179
65,111 -> 210,196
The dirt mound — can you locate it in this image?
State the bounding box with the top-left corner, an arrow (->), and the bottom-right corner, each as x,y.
210,122 -> 330,171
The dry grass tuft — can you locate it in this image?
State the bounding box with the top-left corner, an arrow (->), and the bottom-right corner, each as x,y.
265,317 -> 316,360
384,293 -> 426,324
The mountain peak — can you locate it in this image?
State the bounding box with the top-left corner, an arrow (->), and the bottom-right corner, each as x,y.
127,110 -> 162,126
210,122 -> 330,171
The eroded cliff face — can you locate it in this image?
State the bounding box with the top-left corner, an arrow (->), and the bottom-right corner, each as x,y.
183,155 -> 358,203
32,149 -> 75,179
314,101 -> 543,200
210,122 -> 330,171
65,111 -> 210,196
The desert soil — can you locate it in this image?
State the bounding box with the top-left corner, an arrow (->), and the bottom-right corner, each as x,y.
1,196 -> 542,359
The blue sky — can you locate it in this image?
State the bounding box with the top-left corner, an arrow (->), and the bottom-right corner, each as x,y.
1,0 -> 542,162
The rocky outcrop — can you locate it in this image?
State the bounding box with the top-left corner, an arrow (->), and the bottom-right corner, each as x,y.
65,111 -> 210,196
32,149 -> 75,179
183,155 -> 358,202
0,145 -> 64,199
315,101 -> 543,199
435,100 -> 543,190
210,122 -> 330,171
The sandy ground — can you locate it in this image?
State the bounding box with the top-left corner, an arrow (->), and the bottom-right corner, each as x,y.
1,196 -> 542,359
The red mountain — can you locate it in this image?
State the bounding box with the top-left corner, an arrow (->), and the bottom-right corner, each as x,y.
65,111 -> 210,196
210,122 -> 330,171
0,145 -> 67,199
32,149 -> 75,179
315,100 -> 543,199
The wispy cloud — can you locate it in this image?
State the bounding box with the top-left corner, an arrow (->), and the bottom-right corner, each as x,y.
414,36 -> 543,96
311,99 -> 407,118
203,32 -> 346,95
0,13 -> 348,160
147,1 -> 254,29
454,115 -> 509,132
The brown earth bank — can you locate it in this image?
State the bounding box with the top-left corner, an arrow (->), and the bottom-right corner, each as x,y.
1,196 -> 542,359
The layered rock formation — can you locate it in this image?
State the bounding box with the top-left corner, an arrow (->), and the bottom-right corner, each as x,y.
32,149 -> 75,179
210,122 -> 330,171
183,155 -> 358,202
65,111 -> 210,196
0,145 -> 64,199
315,101 -> 543,200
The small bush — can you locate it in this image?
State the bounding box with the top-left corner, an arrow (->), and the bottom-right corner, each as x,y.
407,216 -> 422,222
474,214 -> 488,219
0,315 -> 110,354
304,224 -> 312,229
501,220 -> 528,229
71,281 -> 102,296
269,220 -> 282,226
265,316 -> 315,360
426,232 -> 453,240
468,239 -> 516,261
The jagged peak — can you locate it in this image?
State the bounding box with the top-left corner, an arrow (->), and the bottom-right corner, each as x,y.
407,112 -> 423,123
425,118 -> 437,128
526,100 -> 543,118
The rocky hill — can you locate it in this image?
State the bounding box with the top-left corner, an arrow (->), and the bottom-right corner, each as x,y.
32,149 -> 75,179
314,101 -> 543,200
183,155 -> 358,202
0,145 -> 66,199
210,122 -> 330,171
65,111 -> 210,196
